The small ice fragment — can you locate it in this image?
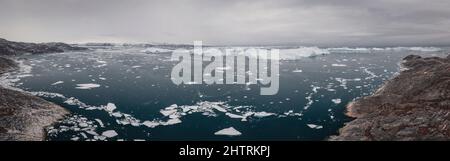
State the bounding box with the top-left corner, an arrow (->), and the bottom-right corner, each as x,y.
169,114 -> 180,119
253,111 -> 276,118
162,118 -> 182,125
307,124 -> 323,129
85,130 -> 98,136
185,81 -> 198,85
102,130 -> 118,138
165,104 -> 178,110
51,81 -> 64,85
111,112 -> 123,118
225,113 -> 245,119
160,109 -> 177,116
78,122 -> 88,128
97,60 -> 107,64
214,127 -> 242,136
75,83 -> 100,89
142,121 -> 160,128
95,119 -> 105,128
331,64 -> 347,67
331,99 -> 342,104
105,103 -> 117,112
71,137 -> 80,141
212,105 -> 227,113
80,132 -> 88,138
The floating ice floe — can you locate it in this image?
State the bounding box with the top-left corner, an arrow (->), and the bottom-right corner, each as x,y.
331,99 -> 342,104
161,118 -> 182,126
75,83 -> 101,89
51,81 -> 64,85
214,127 -> 242,136
95,119 -> 105,128
253,111 -> 276,118
307,124 -> 323,129
142,121 -> 160,128
362,67 -> 377,80
105,103 -> 117,112
225,113 -> 245,119
102,130 -> 118,138
331,64 -> 347,67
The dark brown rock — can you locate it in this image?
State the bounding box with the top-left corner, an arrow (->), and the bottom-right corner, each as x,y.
330,54 -> 450,141
0,50 -> 69,141
0,87 -> 69,141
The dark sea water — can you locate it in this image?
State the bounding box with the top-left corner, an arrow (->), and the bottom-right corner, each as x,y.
1,45 -> 448,141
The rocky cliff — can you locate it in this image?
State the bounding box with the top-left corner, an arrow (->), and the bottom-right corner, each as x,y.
0,38 -> 82,141
331,55 -> 450,141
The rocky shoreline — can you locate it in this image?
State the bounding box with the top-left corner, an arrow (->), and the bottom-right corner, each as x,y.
0,38 -> 86,141
331,54 -> 450,141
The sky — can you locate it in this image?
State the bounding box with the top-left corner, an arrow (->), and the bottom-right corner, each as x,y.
1,0 -> 450,47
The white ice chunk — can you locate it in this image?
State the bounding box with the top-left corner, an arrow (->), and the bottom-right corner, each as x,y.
160,109 -> 177,116
307,124 -> 323,129
212,105 -> 227,113
111,112 -> 123,118
331,64 -> 347,67
105,103 -> 117,112
142,121 -> 160,128
95,119 -> 105,128
331,99 -> 342,104
51,81 -> 64,85
102,130 -> 118,138
214,127 -> 242,136
225,113 -> 245,119
75,83 -> 100,89
78,122 -> 89,128
253,111 -> 276,118
162,118 -> 182,126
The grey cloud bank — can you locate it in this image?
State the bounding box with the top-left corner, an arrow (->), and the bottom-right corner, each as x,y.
1,0 -> 449,47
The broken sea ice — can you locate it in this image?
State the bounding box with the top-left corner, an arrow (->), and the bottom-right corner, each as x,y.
214,127 -> 242,136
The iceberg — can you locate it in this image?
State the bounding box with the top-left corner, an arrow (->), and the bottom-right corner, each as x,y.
214,127 -> 242,136
75,83 -> 100,89
307,124 -> 323,129
105,103 -> 117,112
253,111 -> 276,118
102,130 -> 118,138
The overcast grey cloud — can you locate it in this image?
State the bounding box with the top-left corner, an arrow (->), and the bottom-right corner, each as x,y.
1,0 -> 450,46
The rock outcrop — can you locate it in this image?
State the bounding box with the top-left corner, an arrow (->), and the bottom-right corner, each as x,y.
0,38 -> 82,141
0,57 -> 17,73
0,87 -> 69,141
331,55 -> 450,141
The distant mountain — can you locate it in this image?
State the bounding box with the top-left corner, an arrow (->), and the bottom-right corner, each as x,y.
0,38 -> 86,56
